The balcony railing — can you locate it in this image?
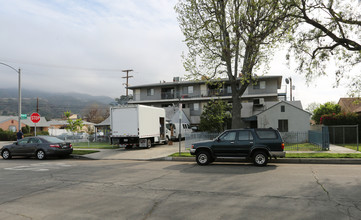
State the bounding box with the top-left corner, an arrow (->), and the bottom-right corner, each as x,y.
160,90 -> 232,100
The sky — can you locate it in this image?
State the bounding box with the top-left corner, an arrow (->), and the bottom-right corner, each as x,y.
0,0 -> 352,109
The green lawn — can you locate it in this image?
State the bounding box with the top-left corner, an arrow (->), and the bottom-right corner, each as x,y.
341,144 -> 361,152
71,142 -> 119,149
284,143 -> 323,151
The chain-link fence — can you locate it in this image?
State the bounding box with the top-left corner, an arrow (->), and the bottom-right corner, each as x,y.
53,133 -> 110,144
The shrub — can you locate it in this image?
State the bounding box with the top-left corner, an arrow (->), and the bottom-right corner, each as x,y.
0,129 -> 17,141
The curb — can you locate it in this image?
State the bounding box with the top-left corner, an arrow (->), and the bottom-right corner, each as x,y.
162,157 -> 361,165
72,154 -> 361,164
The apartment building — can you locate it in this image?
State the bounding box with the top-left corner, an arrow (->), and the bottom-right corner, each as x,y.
128,75 -> 290,125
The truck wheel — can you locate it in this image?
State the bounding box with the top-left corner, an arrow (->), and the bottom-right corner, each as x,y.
196,151 -> 211,166
252,151 -> 268,166
164,136 -> 169,145
147,139 -> 152,149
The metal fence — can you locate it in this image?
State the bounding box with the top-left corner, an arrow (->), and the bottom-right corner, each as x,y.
327,125 -> 359,151
185,132 -> 219,150
185,130 -> 327,151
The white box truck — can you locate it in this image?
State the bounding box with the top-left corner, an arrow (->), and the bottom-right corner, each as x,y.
110,105 -> 168,148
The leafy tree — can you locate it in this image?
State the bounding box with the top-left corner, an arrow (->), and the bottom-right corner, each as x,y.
286,0 -> 361,94
306,102 -> 320,114
199,99 -> 232,132
312,102 -> 341,124
175,0 -> 294,128
64,111 -> 83,133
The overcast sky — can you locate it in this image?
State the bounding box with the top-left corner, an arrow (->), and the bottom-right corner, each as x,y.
0,0 -> 351,109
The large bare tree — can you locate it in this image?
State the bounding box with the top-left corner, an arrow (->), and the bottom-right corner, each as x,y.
175,0 -> 294,128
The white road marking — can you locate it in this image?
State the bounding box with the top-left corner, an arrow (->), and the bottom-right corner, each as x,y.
4,163 -> 72,172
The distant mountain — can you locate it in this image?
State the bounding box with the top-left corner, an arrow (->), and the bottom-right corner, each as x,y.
0,88 -> 115,119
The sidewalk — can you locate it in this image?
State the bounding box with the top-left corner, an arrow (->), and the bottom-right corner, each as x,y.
75,142 -> 187,160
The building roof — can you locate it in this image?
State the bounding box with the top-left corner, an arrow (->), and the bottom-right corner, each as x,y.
338,98 -> 361,113
240,101 -> 310,119
128,75 -> 283,89
95,117 -> 110,127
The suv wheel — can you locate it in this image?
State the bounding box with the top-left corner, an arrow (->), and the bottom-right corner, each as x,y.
196,151 -> 211,166
253,151 -> 268,166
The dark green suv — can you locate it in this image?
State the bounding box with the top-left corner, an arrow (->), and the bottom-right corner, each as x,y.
190,128 -> 285,166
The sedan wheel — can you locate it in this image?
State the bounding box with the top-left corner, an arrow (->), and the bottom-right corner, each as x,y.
36,150 -> 46,160
2,150 -> 11,159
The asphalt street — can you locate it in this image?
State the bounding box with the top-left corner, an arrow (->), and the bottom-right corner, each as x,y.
1,159 -> 361,220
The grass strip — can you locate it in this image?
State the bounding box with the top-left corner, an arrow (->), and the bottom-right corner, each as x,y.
286,153 -> 361,158
72,142 -> 119,149
72,150 -> 100,155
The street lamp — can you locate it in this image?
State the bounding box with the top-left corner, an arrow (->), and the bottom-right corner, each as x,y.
285,77 -> 292,101
0,62 -> 21,131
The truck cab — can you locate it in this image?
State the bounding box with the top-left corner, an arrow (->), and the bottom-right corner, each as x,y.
167,122 -> 192,141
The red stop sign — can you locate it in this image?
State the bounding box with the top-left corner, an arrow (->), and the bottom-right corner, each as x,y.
30,112 -> 41,123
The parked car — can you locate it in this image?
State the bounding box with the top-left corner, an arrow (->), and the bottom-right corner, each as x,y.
1,136 -> 73,160
190,128 -> 285,166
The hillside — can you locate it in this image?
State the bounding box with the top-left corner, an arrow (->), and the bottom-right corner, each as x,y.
0,88 -> 115,119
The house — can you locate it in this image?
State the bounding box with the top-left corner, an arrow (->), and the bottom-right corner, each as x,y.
0,115 -> 50,133
338,98 -> 361,115
128,75 -> 285,125
250,101 -> 311,132
48,120 -> 95,136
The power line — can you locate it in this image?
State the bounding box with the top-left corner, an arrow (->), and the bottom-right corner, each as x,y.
0,58 -> 124,72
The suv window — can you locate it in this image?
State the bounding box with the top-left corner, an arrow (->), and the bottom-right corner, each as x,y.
238,131 -> 253,141
255,130 -> 278,139
219,131 -> 236,141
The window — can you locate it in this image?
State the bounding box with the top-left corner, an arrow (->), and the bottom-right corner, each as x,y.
253,81 -> 266,89
8,125 -> 16,132
18,138 -> 29,145
147,88 -> 154,96
193,103 -> 199,111
29,138 -> 41,144
281,105 -> 285,112
238,131 -> 253,141
219,131 -> 237,141
188,86 -> 193,94
256,130 -> 278,139
227,86 -> 232,94
278,120 -> 289,132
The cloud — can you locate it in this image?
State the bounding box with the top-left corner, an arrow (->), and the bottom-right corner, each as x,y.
0,0 -> 186,98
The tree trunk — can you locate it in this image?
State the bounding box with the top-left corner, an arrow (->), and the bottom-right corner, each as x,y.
231,93 -> 242,129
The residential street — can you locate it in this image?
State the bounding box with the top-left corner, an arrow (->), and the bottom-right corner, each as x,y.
1,159 -> 361,220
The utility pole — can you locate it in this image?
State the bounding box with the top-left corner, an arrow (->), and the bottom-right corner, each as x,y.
122,69 -> 133,96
